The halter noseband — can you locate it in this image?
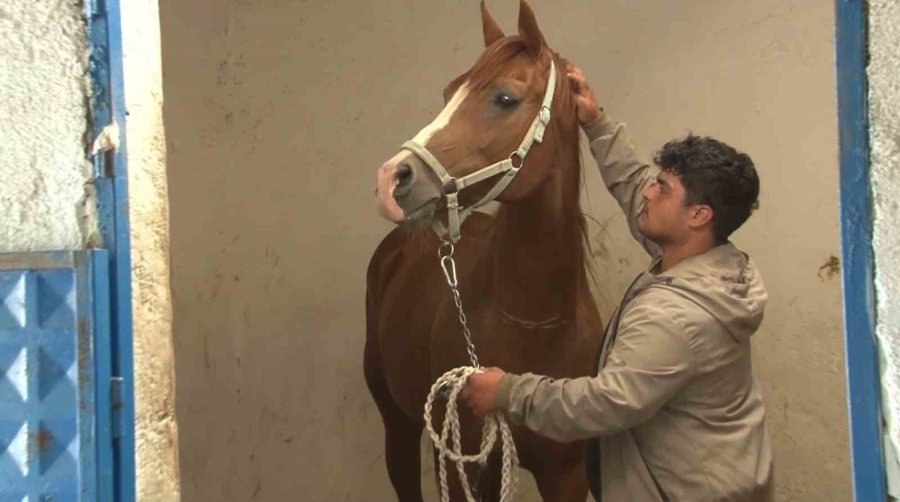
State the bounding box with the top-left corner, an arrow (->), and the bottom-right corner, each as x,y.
401,60 -> 558,243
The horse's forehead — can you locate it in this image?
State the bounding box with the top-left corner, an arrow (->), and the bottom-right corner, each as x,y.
414,53 -> 545,146
411,83 -> 471,146
469,53 -> 542,90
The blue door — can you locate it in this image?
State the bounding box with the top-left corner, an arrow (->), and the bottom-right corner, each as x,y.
0,251 -> 114,501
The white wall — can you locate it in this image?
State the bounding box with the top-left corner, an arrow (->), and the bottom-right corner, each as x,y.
0,0 -> 96,252
121,0 -> 182,499
868,0 -> 900,495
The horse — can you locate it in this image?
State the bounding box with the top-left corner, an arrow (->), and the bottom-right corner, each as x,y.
365,1 -> 604,499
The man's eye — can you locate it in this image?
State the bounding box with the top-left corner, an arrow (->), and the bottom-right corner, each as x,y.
494,94 -> 519,109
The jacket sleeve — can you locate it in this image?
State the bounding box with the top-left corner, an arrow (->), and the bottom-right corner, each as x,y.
583,112 -> 661,257
495,299 -> 696,443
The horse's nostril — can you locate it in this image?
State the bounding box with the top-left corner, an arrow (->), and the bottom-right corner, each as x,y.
397,163 -> 413,184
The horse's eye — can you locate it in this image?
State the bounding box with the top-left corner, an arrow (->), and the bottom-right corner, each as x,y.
494,94 -> 519,110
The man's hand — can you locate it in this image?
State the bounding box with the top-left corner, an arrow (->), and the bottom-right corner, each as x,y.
459,367 -> 506,418
566,64 -> 602,126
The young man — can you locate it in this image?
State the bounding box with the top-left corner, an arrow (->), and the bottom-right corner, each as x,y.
460,65 -> 774,501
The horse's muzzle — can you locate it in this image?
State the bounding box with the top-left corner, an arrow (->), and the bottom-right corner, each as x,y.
376,150 -> 442,225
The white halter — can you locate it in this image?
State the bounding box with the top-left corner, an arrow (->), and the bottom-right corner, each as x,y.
401,60 -> 558,243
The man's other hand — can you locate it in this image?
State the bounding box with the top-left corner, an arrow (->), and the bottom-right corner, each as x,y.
566,64 -> 602,126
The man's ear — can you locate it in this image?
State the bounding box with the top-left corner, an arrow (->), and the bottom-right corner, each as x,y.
689,205 -> 714,229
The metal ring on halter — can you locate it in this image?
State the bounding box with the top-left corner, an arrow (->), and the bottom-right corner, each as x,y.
438,241 -> 454,258
509,151 -> 524,170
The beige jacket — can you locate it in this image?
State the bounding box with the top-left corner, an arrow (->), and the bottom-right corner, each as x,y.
495,113 -> 774,501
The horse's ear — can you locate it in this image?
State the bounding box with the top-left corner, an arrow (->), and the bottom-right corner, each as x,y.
481,0 -> 504,47
517,0 -> 546,59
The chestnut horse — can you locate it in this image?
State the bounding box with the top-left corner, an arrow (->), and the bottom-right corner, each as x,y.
365,1 -> 603,500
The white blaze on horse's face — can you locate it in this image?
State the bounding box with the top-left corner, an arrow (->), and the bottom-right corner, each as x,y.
375,84 -> 471,224
412,84 -> 471,146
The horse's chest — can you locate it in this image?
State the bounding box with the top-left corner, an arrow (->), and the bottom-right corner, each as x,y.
428,301 -> 590,380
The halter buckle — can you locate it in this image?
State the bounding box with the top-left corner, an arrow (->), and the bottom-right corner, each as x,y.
539,106 -> 551,126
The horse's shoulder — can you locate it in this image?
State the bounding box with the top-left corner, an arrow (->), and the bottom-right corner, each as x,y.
367,227 -> 435,290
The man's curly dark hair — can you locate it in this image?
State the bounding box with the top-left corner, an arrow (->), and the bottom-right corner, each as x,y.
653,134 -> 760,244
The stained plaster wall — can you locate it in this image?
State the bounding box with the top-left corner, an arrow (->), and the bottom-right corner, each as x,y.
160,1 -> 849,500
0,0 -> 95,252
868,0 -> 900,496
121,0 -> 181,499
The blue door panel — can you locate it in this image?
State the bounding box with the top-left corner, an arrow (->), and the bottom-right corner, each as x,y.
0,251 -> 112,502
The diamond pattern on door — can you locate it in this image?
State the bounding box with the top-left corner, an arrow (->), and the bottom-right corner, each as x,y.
0,255 -> 104,502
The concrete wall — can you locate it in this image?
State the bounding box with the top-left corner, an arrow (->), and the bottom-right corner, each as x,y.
868,0 -> 900,493
160,0 -> 849,500
0,0 -> 96,252
121,0 -> 182,499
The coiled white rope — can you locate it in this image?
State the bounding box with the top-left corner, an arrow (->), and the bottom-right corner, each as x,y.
424,366 -> 519,502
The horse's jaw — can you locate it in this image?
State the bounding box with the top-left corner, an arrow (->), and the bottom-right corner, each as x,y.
402,198 -> 441,230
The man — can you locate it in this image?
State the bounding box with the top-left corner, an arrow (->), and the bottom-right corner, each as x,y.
460,65 -> 774,501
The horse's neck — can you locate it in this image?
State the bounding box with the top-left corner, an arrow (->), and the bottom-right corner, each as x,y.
488,156 -> 584,325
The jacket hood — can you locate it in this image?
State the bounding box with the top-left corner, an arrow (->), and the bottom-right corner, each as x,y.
642,243 -> 767,342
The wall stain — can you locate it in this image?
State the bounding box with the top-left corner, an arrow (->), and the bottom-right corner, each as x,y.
203,333 -> 211,370
817,255 -> 840,280
210,272 -> 223,299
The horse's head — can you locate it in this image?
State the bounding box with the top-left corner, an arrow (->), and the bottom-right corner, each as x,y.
375,0 -> 575,242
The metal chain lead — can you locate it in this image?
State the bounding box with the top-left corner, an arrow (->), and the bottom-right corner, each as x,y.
436,241 -> 509,502
439,241 -> 480,369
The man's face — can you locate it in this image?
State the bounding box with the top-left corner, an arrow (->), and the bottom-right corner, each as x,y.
637,170 -> 694,245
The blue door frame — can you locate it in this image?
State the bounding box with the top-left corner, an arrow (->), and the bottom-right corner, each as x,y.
835,1 -> 888,500
86,0 -> 135,500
